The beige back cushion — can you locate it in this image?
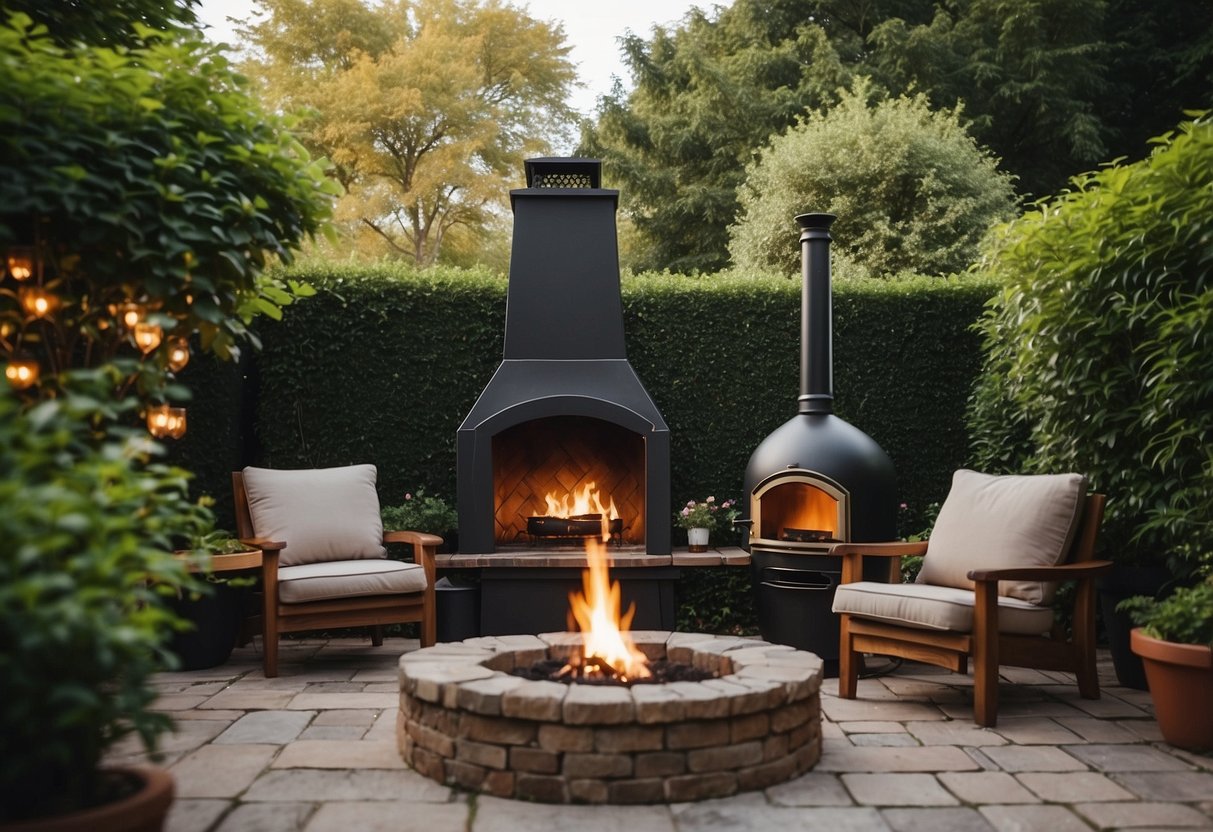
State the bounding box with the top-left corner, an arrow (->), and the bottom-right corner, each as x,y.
242,465 -> 386,567
917,469 -> 1087,605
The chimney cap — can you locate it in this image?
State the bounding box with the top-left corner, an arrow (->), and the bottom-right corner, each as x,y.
794,212 -> 836,230
525,157 -> 601,189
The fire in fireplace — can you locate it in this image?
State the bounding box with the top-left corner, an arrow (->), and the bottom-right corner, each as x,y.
740,213 -> 897,663
457,158 -> 670,554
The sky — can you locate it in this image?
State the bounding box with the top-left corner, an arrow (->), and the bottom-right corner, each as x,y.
195,0 -> 720,118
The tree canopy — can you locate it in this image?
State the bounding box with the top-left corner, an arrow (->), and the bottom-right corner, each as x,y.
729,83 -> 1016,277
241,0 -> 578,266
585,0 -> 1213,274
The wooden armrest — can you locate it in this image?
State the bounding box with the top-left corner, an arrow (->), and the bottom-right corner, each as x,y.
831,541 -> 928,558
384,530 -> 443,547
239,537 -> 286,552
968,560 -> 1113,582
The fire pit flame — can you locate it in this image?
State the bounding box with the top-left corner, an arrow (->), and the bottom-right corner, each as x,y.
563,538 -> 651,681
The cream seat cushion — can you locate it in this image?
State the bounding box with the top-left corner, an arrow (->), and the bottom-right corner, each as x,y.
917,469 -> 1087,605
832,581 -> 1055,635
242,464 -> 386,567
278,560 -> 428,604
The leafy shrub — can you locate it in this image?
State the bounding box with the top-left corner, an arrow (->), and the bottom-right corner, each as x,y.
968,113 -> 1213,573
729,81 -> 1017,277
1120,577 -> 1213,647
382,489 -> 458,535
0,371 -> 211,820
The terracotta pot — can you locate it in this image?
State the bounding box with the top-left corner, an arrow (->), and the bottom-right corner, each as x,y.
1130,628 -> 1213,751
1,767 -> 174,832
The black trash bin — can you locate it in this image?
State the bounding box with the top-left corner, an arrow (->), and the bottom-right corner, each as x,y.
435,577 -> 480,642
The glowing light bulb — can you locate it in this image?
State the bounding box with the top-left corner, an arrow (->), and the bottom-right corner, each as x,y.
133,322 -> 163,354
4,358 -> 38,390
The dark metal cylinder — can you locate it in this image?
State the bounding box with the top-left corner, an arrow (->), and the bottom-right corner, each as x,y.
795,212 -> 836,414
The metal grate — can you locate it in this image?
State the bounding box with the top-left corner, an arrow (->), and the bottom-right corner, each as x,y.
531,172 -> 594,189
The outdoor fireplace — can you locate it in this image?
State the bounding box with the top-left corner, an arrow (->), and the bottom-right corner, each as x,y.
741,214 -> 897,663
457,158 -> 670,555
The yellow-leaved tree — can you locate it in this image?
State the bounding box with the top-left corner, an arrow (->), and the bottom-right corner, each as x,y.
241,0 -> 577,265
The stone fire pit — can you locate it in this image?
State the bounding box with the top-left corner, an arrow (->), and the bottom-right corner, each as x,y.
396,631 -> 823,803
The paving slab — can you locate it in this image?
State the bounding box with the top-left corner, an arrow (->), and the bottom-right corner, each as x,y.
271,740 -> 406,769
979,804 -> 1095,832
850,733 -> 921,747
312,709 -> 378,727
473,795 -> 676,831
164,798 -> 229,832
202,689 -> 297,710
766,772 -> 855,806
937,772 -> 1039,804
839,721 -> 908,734
842,773 -> 958,806
990,717 -> 1084,745
305,801 -> 468,832
1074,801 -> 1213,828
978,745 -> 1088,772
1053,715 -> 1143,743
674,796 -> 890,832
1015,771 -> 1136,802
288,693 -> 399,710
1064,743 -> 1192,772
817,745 -> 981,773
170,744 -> 280,798
904,720 -> 1008,747
821,697 -> 948,723
242,768 -> 453,803
1111,771 -> 1213,801
214,801 -> 316,832
881,806 -> 996,831
214,710 -> 315,744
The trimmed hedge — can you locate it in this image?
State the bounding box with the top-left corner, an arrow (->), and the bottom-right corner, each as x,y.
176,264 -> 997,541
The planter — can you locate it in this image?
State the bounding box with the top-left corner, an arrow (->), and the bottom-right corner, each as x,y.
1,767 -> 173,832
1097,564 -> 1171,689
167,581 -> 241,671
687,527 -> 710,553
1130,628 -> 1213,751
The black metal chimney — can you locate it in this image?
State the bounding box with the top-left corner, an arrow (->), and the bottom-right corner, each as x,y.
798,213 -> 834,415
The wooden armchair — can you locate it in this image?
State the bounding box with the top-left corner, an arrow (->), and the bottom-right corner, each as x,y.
832,470 -> 1109,726
233,466 -> 438,677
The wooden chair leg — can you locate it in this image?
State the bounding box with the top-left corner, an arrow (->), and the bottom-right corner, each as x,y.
972,581 -> 999,727
838,615 -> 859,699
261,550 -> 280,678
371,624 -> 384,647
1073,580 -> 1101,699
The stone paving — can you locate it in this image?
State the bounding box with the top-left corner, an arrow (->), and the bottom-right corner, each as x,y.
109,638 -> 1213,831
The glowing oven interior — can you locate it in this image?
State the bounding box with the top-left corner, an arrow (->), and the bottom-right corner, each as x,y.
492,416 -> 645,545
752,472 -> 849,544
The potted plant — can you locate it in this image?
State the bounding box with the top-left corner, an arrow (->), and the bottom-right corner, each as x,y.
0,376 -> 212,828
382,489 -> 458,553
675,496 -> 739,552
167,532 -> 260,671
1121,575 -> 1213,751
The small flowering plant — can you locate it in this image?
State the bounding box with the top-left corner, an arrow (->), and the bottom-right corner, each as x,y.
675,496 -> 740,533
381,489 -> 458,535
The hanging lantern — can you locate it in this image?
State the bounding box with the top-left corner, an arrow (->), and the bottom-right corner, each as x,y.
146,404 -> 187,439
4,358 -> 39,390
133,322 -> 163,354
19,287 -> 58,318
6,249 -> 33,281
110,301 -> 145,329
166,337 -> 190,372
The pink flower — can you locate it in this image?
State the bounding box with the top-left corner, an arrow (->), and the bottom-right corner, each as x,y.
405,493 -> 413,501
706,496 -> 715,503
681,507 -> 690,517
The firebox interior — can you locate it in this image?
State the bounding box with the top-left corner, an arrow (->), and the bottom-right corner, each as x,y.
753,473 -> 849,546
492,415 -> 645,545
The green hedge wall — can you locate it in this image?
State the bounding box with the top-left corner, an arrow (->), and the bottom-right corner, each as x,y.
175,263 -> 997,541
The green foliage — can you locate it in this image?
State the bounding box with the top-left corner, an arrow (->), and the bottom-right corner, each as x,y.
0,370 -> 210,821
729,83 -> 1017,276
1120,577 -> 1213,647
2,0 -> 199,46
968,114 -> 1213,573
382,489 -> 458,535
185,263 -> 994,549
676,568 -> 756,635
240,0 -> 576,266
0,15 -> 335,400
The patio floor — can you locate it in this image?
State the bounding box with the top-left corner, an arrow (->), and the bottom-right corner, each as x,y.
110,638 -> 1213,831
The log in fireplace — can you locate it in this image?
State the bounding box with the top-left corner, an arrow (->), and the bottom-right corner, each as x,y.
456,159 -> 671,556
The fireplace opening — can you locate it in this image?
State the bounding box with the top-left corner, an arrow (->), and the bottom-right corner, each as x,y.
492,415 -> 645,546
752,470 -> 850,547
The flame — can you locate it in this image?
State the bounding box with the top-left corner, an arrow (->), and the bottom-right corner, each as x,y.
542,481 -> 619,542
565,538 -> 651,681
